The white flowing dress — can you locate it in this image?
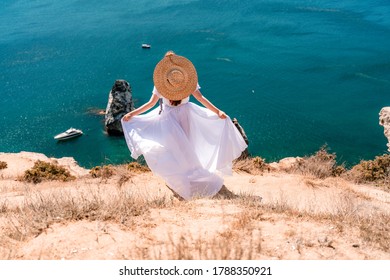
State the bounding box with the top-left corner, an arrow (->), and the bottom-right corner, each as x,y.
121,85 -> 248,200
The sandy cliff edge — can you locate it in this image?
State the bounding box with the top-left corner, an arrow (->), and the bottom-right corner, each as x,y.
1,151 -> 389,260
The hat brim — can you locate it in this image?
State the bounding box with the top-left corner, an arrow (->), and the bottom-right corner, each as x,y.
153,54 -> 198,101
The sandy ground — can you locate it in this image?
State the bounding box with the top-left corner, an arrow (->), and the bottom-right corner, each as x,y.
0,152 -> 389,260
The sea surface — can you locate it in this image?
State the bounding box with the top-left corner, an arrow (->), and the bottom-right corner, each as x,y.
1,0 -> 389,168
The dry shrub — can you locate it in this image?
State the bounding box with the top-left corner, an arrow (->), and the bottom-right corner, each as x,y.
89,165 -> 115,179
0,161 -> 7,170
89,162 -> 149,180
117,173 -> 131,187
127,162 -> 150,173
22,160 -> 75,184
233,156 -> 269,175
291,146 -> 346,179
347,154 -> 390,187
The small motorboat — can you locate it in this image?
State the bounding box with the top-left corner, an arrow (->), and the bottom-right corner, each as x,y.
54,128 -> 83,141
141,43 -> 151,49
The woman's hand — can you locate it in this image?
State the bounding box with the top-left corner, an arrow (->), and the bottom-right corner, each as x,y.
218,110 -> 227,119
122,112 -> 133,122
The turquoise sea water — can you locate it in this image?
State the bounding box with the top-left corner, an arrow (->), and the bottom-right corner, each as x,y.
1,0 -> 389,168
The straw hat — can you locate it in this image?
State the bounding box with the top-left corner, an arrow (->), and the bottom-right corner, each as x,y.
153,52 -> 198,101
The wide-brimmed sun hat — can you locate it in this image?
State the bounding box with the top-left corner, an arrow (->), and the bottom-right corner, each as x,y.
153,52 -> 198,101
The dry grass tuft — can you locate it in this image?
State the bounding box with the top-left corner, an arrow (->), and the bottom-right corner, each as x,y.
89,165 -> 115,179
233,156 -> 269,175
358,213 -> 390,251
0,200 -> 8,214
88,162 -> 150,185
237,190 -> 390,252
231,209 -> 262,232
152,228 -> 262,260
126,162 -> 151,173
0,188 -> 173,242
21,160 -> 75,184
0,161 -> 7,170
289,145 -> 346,179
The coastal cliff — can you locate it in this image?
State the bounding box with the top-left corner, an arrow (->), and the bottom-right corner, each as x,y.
0,151 -> 389,260
379,107 -> 390,152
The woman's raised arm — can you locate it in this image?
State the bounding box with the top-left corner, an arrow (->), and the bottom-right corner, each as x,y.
192,90 -> 227,119
122,93 -> 160,121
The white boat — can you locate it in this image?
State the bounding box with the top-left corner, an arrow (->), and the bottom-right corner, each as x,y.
54,128 -> 83,141
141,43 -> 151,49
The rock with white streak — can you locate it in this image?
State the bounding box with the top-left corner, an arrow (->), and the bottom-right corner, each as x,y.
379,107 -> 390,152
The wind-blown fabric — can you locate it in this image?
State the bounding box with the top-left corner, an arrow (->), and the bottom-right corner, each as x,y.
121,87 -> 247,199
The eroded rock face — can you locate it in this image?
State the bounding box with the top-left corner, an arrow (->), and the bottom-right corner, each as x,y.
232,118 -> 250,160
105,80 -> 134,136
379,107 -> 390,152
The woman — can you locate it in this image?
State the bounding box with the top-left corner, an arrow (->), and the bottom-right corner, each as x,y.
121,51 -> 247,200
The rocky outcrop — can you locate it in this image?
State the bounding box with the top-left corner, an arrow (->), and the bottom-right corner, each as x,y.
232,118 -> 250,159
379,107 -> 390,152
269,157 -> 302,172
0,151 -> 89,178
105,80 -> 134,135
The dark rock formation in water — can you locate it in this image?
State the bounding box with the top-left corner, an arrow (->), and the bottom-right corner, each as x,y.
105,80 -> 134,136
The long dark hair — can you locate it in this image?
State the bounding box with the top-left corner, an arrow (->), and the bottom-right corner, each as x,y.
169,100 -> 182,106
